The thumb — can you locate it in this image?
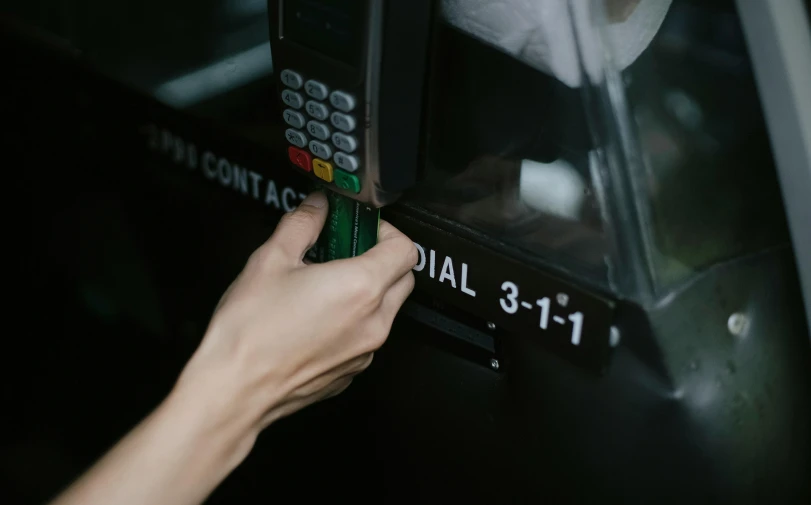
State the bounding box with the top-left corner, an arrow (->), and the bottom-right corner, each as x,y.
267,191 -> 328,264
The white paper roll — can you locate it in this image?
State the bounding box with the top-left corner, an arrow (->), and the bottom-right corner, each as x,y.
519,158 -> 586,220
442,0 -> 672,87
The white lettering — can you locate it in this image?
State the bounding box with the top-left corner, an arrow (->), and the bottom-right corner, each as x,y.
265,181 -> 280,209
412,245 -> 477,296
282,187 -> 297,211
500,281 -> 519,314
249,171 -> 263,199
537,297 -> 550,329
216,158 -> 232,185
439,256 -> 457,288
413,243 -> 426,272
232,164 -> 249,195
202,152 -> 217,179
461,263 -> 476,297
568,312 -> 584,346
146,126 -> 309,211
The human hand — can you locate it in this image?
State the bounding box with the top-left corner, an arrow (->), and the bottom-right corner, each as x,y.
172,191 -> 417,456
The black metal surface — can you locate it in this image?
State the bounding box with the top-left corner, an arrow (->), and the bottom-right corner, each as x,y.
387,209 -> 616,373
377,0 -> 435,192
401,293 -> 502,372
2,16 -> 810,505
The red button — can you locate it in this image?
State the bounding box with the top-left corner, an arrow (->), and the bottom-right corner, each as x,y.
288,146 -> 312,172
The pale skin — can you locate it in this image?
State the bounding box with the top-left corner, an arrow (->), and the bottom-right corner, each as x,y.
49,191 -> 418,505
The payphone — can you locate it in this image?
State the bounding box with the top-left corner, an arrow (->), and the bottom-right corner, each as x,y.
2,0 -> 810,503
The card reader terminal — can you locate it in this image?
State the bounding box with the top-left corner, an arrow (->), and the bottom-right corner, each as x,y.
269,0 -> 435,207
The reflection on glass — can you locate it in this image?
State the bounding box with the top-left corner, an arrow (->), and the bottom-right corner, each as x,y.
519,159 -> 587,222
153,43 -> 272,108
413,0 -> 789,297
3,0 -> 273,110
622,0 -> 788,291
441,0 -> 672,88
409,4 -> 617,285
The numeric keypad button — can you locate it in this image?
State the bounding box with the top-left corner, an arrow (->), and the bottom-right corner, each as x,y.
309,140 -> 333,159
285,128 -> 308,148
280,69 -> 303,90
334,151 -> 359,172
281,89 -> 304,109
330,112 -> 356,133
283,109 -> 306,129
305,100 -> 329,121
329,91 -> 356,112
305,80 -> 329,100
306,121 -> 331,141
331,132 -> 358,153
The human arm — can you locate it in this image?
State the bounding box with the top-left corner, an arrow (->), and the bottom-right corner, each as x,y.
49,191 -> 418,505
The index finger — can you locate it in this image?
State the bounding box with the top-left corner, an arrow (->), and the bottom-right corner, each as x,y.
351,220 -> 418,288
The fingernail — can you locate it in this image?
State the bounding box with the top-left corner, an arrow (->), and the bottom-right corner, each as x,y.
300,191 -> 327,209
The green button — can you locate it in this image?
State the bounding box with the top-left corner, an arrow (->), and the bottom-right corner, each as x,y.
334,169 -> 361,194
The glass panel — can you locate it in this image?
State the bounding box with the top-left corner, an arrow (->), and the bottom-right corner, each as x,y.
408,0 -> 676,291
615,0 -> 790,293
410,3 -> 621,287
418,0 -> 791,297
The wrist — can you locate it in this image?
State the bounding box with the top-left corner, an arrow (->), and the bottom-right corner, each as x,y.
166,366 -> 261,473
175,329 -> 291,435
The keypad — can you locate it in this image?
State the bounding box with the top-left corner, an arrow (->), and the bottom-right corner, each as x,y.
280,68 -> 362,190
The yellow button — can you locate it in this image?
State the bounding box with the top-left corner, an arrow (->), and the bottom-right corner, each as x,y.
312,158 -> 334,182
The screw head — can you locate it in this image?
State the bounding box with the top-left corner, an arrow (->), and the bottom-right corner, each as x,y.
727,313 -> 749,337
556,293 -> 569,307
486,322 -> 496,331
490,358 -> 500,371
